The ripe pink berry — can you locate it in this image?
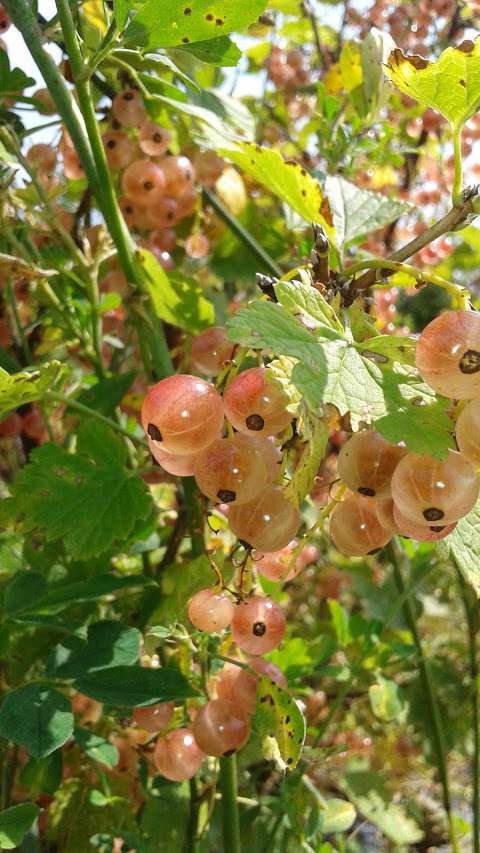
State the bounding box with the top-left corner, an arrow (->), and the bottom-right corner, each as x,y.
148,437 -> 197,476
154,727 -> 205,780
192,699 -> 250,756
139,121 -> 171,156
229,484 -> 300,552
185,233 -> 210,259
26,143 -> 56,173
224,368 -> 291,436
159,155 -> 196,198
132,701 -> 174,733
102,130 -> 137,170
122,159 -> 166,207
231,595 -> 285,655
188,588 -> 234,632
216,663 -> 258,714
141,374 -> 224,455
112,89 -> 146,127
191,327 -> 234,376
249,656 -> 287,687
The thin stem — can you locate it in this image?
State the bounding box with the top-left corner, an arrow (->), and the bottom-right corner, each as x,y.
350,186 -> 480,292
343,258 -> 470,309
456,564 -> 480,853
6,278 -> 31,364
182,477 -> 204,557
202,188 -> 282,278
219,754 -> 241,853
387,539 -> 460,853
47,390 -> 148,446
452,127 -> 463,206
184,777 -> 199,853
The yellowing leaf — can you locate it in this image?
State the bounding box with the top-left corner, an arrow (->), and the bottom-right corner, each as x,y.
0,362 -> 66,418
215,166 -> 247,215
339,41 -> 363,93
324,62 -> 343,94
82,0 -> 106,34
254,676 -> 306,771
219,144 -> 332,234
385,38 -> 480,128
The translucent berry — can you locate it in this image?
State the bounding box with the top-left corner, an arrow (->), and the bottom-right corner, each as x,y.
33,88 -> 56,114
63,148 -> 85,180
256,540 -> 300,582
224,368 -> 291,436
329,495 -> 392,556
192,699 -> 250,756
145,197 -> 180,229
374,498 -> 399,534
191,327 -> 235,376
139,121 -> 171,156
148,437 -> 196,476
119,197 -> 152,230
112,89 -> 146,127
416,310 -> 480,399
175,186 -> 197,219
133,701 -> 174,733
216,663 -> 258,714
229,484 -> 300,551
231,595 -> 285,655
455,400 -> 480,465
393,505 -> 456,541
185,233 -> 210,259
102,130 -> 137,170
26,143 -> 56,173
159,155 -> 196,198
236,434 -> 282,482
122,160 -> 166,207
154,727 -> 205,780
337,430 -> 405,498
141,374 -> 224,455
194,435 -> 267,505
188,588 -> 234,632
391,450 -> 479,526
150,228 -> 176,253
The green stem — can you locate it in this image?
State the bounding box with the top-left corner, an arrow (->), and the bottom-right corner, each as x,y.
344,258 -> 470,309
182,477 -> 204,557
202,188 -> 282,278
184,777 -> 199,853
48,390 -> 148,446
387,540 -> 460,853
452,126 -> 463,207
219,754 -> 241,853
456,565 -> 480,853
6,278 -> 31,365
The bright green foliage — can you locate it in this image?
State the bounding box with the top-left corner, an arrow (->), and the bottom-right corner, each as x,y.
369,676 -> 405,722
72,371 -> 136,416
284,416 -> 329,506
325,175 -> 410,245
46,621 -> 142,678
254,676 -> 306,771
0,685 -> 74,759
342,771 -> 424,843
444,498 -> 480,594
5,572 -> 153,615
321,799 -> 356,833
124,0 -> 268,48
0,361 -> 65,418
227,301 -> 455,457
137,249 -> 214,332
74,727 -> 120,768
155,554 -> 213,625
0,50 -> 35,95
74,664 -> 197,706
0,421 -> 152,559
220,144 -> 332,231
178,36 -> 241,66
385,37 -> 480,128
0,803 -> 40,850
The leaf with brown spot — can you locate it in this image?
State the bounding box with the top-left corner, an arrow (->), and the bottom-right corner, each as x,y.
124,0 -> 268,49
253,676 -> 305,771
385,37 -> 480,128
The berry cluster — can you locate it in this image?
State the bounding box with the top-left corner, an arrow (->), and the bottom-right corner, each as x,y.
331,310 -> 480,555
267,46 -> 310,91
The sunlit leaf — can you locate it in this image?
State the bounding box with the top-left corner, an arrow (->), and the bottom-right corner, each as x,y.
254,676 -> 306,770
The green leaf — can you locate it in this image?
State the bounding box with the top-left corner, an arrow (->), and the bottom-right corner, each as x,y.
74,665 -> 197,707
4,571 -> 48,614
72,371 -> 136,417
0,50 -> 35,95
1,421 -> 151,560
137,250 -> 214,333
275,278 -> 343,334
47,621 -> 141,679
19,751 -> 63,796
114,0 -> 131,28
356,334 -> 417,367
445,497 -> 480,594
74,727 -> 119,768
155,554 -> 212,625
147,90 -> 254,146
0,804 -> 40,850
227,302 -> 455,457
385,37 -> 480,128
124,0 -> 268,49
0,361 -> 66,418
254,676 -> 306,771
174,35 -> 241,65
325,175 -> 410,246
0,685 -> 73,759
12,574 -> 153,614
219,144 -> 332,233
369,677 -> 404,722
321,799 -> 356,833
342,771 -> 424,843
328,600 -> 352,646
361,27 -> 396,112
284,417 -> 328,506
